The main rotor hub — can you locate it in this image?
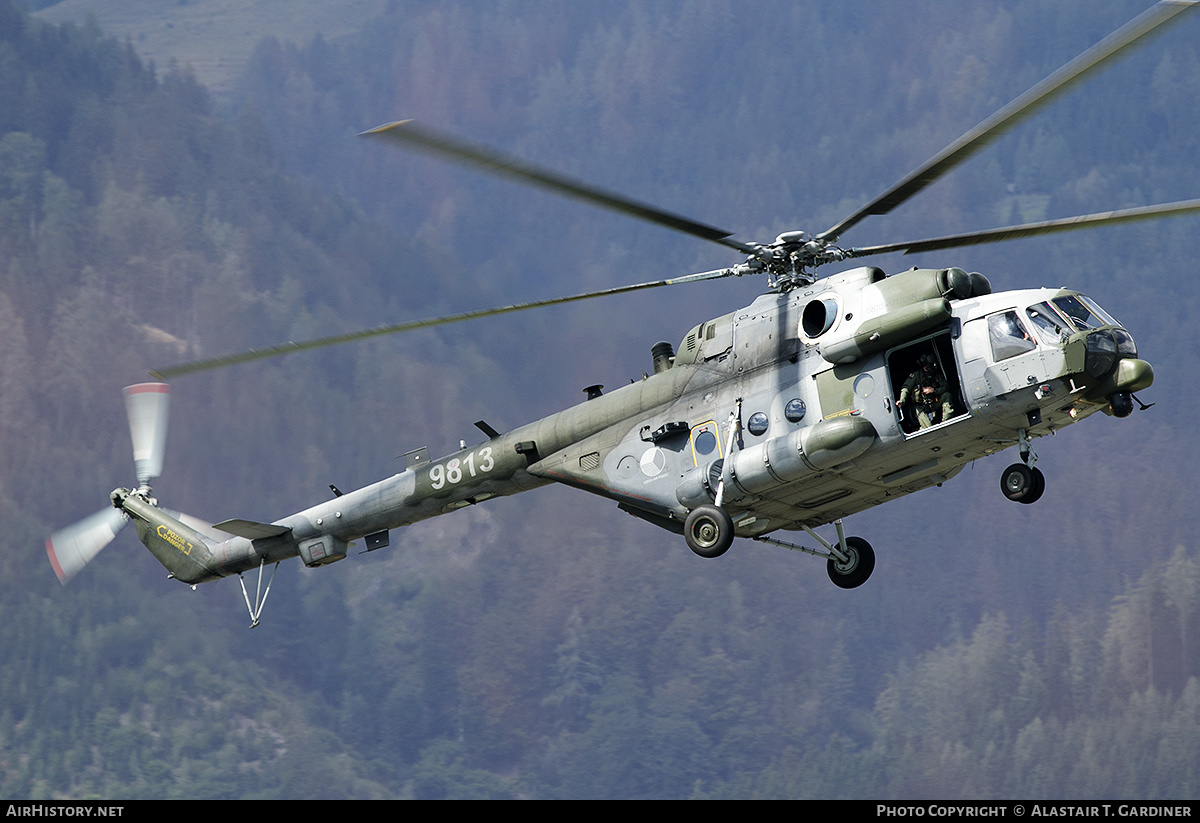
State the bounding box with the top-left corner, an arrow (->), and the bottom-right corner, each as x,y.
760,232 -> 848,292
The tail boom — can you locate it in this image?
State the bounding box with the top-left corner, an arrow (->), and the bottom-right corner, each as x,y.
114,489 -> 224,585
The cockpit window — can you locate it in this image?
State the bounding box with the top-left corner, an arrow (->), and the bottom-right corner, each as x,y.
1026,302 -> 1069,345
988,311 -> 1037,361
1079,294 -> 1120,327
1052,294 -> 1119,331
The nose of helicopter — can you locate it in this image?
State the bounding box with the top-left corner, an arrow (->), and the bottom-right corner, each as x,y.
1082,327 -> 1150,376
1079,327 -> 1152,417
1083,329 -> 1120,379
1113,356 -> 1154,392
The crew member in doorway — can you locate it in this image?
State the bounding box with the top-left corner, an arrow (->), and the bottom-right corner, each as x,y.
899,353 -> 955,429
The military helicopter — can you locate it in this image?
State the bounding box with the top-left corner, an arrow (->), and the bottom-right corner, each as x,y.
47,1 -> 1200,625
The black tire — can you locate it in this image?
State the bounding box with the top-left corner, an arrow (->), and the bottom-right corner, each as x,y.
1001,463 -> 1037,503
1026,467 -> 1045,504
684,505 -> 734,558
827,536 -> 875,589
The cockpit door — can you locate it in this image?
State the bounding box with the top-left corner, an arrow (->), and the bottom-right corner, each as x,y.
978,309 -> 1050,394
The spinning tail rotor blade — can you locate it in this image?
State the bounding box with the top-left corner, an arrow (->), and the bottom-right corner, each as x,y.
46,507 -> 128,584
124,382 -> 169,489
46,382 -> 172,583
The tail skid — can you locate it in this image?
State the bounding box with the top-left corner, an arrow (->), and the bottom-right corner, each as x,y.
238,558 -> 279,629
118,486 -> 283,626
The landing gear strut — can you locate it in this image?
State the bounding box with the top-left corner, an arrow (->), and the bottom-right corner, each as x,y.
685,404 -> 741,559
1001,428 -> 1045,504
753,520 -> 876,589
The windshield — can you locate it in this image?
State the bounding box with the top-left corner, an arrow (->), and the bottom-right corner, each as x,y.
1052,294 -> 1121,331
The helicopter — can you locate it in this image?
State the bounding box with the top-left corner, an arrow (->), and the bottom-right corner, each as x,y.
46,1 -> 1200,626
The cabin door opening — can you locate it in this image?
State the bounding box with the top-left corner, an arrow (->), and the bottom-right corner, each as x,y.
888,334 -> 968,435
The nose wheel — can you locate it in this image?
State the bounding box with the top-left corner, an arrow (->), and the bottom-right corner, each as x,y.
1000,463 -> 1045,504
1001,428 -> 1045,504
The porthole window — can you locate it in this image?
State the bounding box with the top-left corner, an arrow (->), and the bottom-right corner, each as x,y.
784,398 -> 807,423
747,412 -> 769,436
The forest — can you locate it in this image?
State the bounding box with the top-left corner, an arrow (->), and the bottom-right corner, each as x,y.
2,0 -> 1200,798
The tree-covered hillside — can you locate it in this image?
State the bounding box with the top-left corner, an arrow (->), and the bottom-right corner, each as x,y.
5,0 -> 1200,798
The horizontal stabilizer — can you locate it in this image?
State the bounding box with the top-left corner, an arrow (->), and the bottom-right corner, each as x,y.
213,519 -> 293,540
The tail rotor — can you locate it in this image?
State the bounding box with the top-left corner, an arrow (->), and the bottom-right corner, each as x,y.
125,382 -> 169,495
46,383 -> 171,584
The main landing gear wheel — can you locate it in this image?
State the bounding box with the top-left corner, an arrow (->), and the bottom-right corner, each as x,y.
826,536 -> 875,589
684,504 -> 734,558
1001,463 -> 1045,504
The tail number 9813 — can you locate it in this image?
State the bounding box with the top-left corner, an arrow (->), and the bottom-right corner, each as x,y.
429,447 -> 495,490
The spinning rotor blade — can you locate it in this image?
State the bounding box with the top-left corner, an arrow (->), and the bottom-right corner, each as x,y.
847,198 -> 1200,258
362,120 -> 759,255
151,267 -> 742,379
164,509 -> 224,544
145,3 -> 1200,383
46,383 -> 171,583
818,0 -> 1199,243
124,383 -> 169,488
46,507 -> 128,584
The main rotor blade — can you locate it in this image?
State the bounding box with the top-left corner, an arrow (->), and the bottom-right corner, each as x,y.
150,267 -> 743,379
362,120 -> 759,255
846,198 -> 1200,258
819,0 -> 1199,243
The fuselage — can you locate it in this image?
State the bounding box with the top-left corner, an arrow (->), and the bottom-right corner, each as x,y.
116,265 -> 1151,585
